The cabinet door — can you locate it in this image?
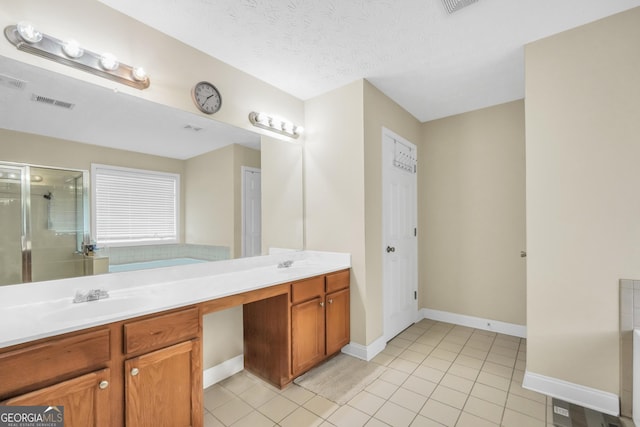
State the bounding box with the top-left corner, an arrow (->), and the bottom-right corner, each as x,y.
326,288 -> 350,356
291,296 -> 325,376
1,368 -> 110,427
125,340 -> 197,427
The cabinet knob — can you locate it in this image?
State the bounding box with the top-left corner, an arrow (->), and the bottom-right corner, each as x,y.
99,380 -> 109,390
320,302 -> 324,307
328,299 -> 334,304
131,368 -> 140,376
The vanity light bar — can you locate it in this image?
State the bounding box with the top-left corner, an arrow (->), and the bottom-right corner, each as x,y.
4,22 -> 150,90
248,111 -> 303,139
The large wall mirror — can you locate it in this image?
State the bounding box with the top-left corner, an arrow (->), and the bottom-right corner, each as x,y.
0,55 -> 304,286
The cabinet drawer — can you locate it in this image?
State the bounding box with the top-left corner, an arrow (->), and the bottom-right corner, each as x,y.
124,307 -> 199,355
326,269 -> 350,293
291,276 -> 324,304
0,328 -> 110,399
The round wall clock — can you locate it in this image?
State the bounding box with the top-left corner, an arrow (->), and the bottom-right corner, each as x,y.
191,81 -> 222,114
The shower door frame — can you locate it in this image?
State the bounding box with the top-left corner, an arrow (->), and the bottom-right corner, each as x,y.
1,161 -> 90,284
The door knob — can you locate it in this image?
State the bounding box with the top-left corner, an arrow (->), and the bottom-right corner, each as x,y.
520,251 -> 527,258
131,368 -> 139,376
99,380 -> 109,390
328,299 -> 333,304
320,302 -> 324,307
386,246 -> 395,253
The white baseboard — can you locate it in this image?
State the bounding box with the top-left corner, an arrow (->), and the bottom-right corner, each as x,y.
523,370 -> 619,416
342,335 -> 387,361
202,355 -> 244,389
420,308 -> 527,338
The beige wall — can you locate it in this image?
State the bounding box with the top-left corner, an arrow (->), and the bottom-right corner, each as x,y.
420,101 -> 526,325
363,81 -> 421,343
305,81 -> 367,343
525,7 -> 640,395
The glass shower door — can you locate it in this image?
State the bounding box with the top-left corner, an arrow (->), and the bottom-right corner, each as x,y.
0,164 -> 29,285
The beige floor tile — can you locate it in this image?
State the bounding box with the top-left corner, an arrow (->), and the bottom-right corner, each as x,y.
465,339 -> 493,352
463,396 -> 504,424
470,382 -> 507,406
279,407 -> 323,427
238,383 -> 279,408
420,399 -> 461,426
258,395 -> 298,423
231,410 -> 277,427
493,337 -> 520,350
489,344 -> 518,358
422,356 -> 453,372
365,417 -> 391,427
430,385 -> 468,409
399,328 -> 424,342
508,380 -> 546,404
382,344 -> 405,357
348,391 -> 386,415
374,401 -> 417,427
447,363 -> 479,381
365,378 -> 399,399
512,369 -> 525,384
431,348 -> 458,362
400,349 -> 429,364
221,373 -> 260,395
515,358 -> 526,371
416,335 -> 445,346
506,393 -> 546,421
456,411 -> 499,427
390,357 -> 420,373
414,364 -> 446,383
409,342 -> 435,355
453,355 -> 484,370
437,341 -> 464,354
380,367 -> 410,385
402,376 -> 438,398
439,373 -> 474,394
210,397 -> 254,426
485,352 -> 516,368
327,405 -> 371,427
204,411 -> 224,427
390,387 -> 429,412
204,385 -> 236,411
481,361 -> 514,379
303,395 -> 339,419
460,346 -> 489,360
389,337 -> 414,349
476,371 -> 511,391
281,384 -> 315,405
410,414 -> 448,426
502,408 -> 545,427
371,351 -> 395,366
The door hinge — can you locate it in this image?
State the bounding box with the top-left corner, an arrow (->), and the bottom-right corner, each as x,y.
414,228 -> 417,237
414,291 -> 417,300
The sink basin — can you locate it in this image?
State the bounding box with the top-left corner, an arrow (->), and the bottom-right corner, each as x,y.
38,294 -> 151,323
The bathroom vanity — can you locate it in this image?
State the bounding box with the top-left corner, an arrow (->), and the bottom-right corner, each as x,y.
0,251 -> 350,427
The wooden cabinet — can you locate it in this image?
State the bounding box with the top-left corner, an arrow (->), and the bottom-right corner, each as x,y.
3,369 -> 111,427
246,269 -> 350,386
0,307 -> 202,427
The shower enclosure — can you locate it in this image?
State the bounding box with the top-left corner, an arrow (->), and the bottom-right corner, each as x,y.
0,162 -> 90,286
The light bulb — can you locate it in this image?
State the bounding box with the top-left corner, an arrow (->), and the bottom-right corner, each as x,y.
16,21 -> 43,43
294,126 -> 304,136
62,39 -> 83,58
132,66 -> 147,81
99,53 -> 119,71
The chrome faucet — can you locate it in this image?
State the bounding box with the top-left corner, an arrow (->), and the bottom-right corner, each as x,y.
277,260 -> 294,268
73,288 -> 109,303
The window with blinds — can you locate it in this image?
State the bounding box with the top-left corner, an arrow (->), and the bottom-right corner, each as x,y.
92,164 -> 179,245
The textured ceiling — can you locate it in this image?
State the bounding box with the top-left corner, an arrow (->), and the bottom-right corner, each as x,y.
99,0 -> 639,122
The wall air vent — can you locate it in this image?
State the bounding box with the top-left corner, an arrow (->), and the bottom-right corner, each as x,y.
30,94 -> 75,110
0,73 -> 27,90
442,0 -> 478,14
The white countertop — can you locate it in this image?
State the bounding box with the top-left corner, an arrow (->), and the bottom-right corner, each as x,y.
0,250 -> 350,349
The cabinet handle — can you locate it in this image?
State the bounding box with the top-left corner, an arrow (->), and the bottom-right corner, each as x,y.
131,368 -> 140,376
320,302 -> 324,307
328,299 -> 334,304
99,380 -> 109,390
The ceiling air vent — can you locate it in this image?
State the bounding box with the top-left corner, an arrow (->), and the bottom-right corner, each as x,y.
31,94 -> 75,110
442,0 -> 478,14
0,73 -> 27,90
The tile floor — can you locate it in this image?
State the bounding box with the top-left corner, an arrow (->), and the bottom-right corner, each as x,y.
203,319 -> 630,427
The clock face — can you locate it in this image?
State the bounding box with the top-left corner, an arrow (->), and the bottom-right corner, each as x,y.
192,81 -> 222,114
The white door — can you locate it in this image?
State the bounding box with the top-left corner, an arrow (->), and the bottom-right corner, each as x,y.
382,128 -> 418,341
242,167 -> 261,257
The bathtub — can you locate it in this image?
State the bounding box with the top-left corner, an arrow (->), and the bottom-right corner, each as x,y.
109,257 -> 207,273
634,329 -> 640,425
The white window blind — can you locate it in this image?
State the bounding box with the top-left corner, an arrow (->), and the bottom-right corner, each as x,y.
92,164 -> 179,245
